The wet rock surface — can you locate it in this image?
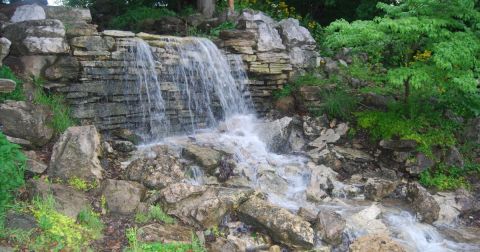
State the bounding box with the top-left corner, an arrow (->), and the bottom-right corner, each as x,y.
102,179 -> 146,215
407,182 -> 440,223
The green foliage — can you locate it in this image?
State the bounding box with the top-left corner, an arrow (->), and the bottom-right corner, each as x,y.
126,227 -> 205,252
68,177 -> 97,192
0,132 -> 26,221
0,66 -> 24,102
419,165 -> 470,191
356,101 -> 458,155
33,77 -> 75,134
77,208 -> 104,239
272,73 -> 327,99
109,6 -> 177,31
209,21 -> 236,37
31,195 -> 100,250
318,89 -> 359,120
135,205 -> 175,224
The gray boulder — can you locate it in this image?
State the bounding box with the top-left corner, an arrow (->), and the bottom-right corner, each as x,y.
257,117 -> 305,153
314,210 -> 346,245
28,179 -> 90,218
126,154 -> 185,189
24,150 -> 48,174
10,4 -> 46,23
278,18 -> 315,48
70,36 -> 115,51
407,182 -> 440,223
364,178 -> 398,201
102,179 -> 146,215
44,6 -> 92,23
49,125 -> 103,182
182,144 -> 224,175
0,101 -> 53,146
238,195 -> 314,249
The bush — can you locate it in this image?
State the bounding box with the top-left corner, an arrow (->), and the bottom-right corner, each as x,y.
0,66 -> 24,103
33,77 -> 75,134
109,6 -> 177,31
77,208 -> 104,239
0,132 -> 26,222
318,89 -> 359,120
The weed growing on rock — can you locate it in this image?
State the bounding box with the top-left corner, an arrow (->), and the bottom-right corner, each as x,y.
126,227 -> 205,252
135,205 -> 175,224
0,66 -> 24,102
68,177 -> 97,192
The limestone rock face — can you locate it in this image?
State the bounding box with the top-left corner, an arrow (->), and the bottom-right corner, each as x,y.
28,179 -> 90,218
70,36 -> 115,51
3,19 -> 69,55
102,179 -> 146,215
126,154 -> 185,189
44,6 -> 92,23
349,234 -> 406,252
407,182 -> 440,224
10,4 -> 46,23
44,56 -> 80,81
314,210 -> 346,245
237,195 -> 314,249
0,101 -> 53,146
278,18 -> 316,48
49,125 -> 103,182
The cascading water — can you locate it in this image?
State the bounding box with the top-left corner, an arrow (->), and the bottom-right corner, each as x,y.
124,36 -> 479,252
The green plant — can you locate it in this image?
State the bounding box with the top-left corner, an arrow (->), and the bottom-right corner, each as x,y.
68,177 -> 97,192
100,195 -> 108,214
323,0 -> 480,112
33,77 -> 75,133
31,195 -> 99,250
126,228 -> 205,252
318,89 -> 359,120
77,208 -> 104,239
0,133 -> 26,223
209,21 -> 236,37
135,205 -> 175,224
0,66 -> 24,102
109,6 -> 177,31
419,165 -> 470,191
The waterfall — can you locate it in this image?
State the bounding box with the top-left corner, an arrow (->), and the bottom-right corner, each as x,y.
123,37 -> 252,142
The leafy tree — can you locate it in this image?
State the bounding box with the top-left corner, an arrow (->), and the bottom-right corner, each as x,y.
324,0 -> 480,112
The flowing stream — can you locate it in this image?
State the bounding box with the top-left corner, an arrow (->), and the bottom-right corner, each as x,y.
126,37 -> 479,251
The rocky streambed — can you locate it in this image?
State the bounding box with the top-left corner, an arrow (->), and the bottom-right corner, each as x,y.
103,114 -> 479,252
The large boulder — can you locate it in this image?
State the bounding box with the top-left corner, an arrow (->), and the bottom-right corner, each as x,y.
48,125 -> 103,182
237,195 -> 314,249
348,204 -> 389,235
3,19 -> 69,55
314,210 -> 346,245
126,154 -> 185,189
44,6 -> 92,23
278,18 -> 316,48
0,37 -> 11,66
182,144 -> 224,175
27,179 -> 90,218
102,179 -> 146,215
406,182 -> 440,223
364,178 -> 397,201
349,234 -> 406,252
0,101 -> 53,146
10,4 -> 46,23
257,117 -> 305,153
159,183 -> 253,229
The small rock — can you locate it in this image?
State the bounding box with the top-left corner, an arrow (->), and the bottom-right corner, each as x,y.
314,210 -> 346,245
112,128 -> 141,144
102,179 -> 146,215
379,139 -> 418,151
5,212 -> 37,231
183,144 -> 224,175
111,140 -> 137,153
349,204 -> 389,235
137,223 -> 192,244
24,150 -> 47,174
297,207 -> 317,223
0,79 -> 16,93
349,234 -> 406,252
405,153 -> 434,175
364,178 -> 397,201
335,123 -> 349,136
407,182 -> 440,223
126,154 -> 185,189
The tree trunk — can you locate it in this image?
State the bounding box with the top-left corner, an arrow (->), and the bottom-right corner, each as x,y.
197,0 -> 215,18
